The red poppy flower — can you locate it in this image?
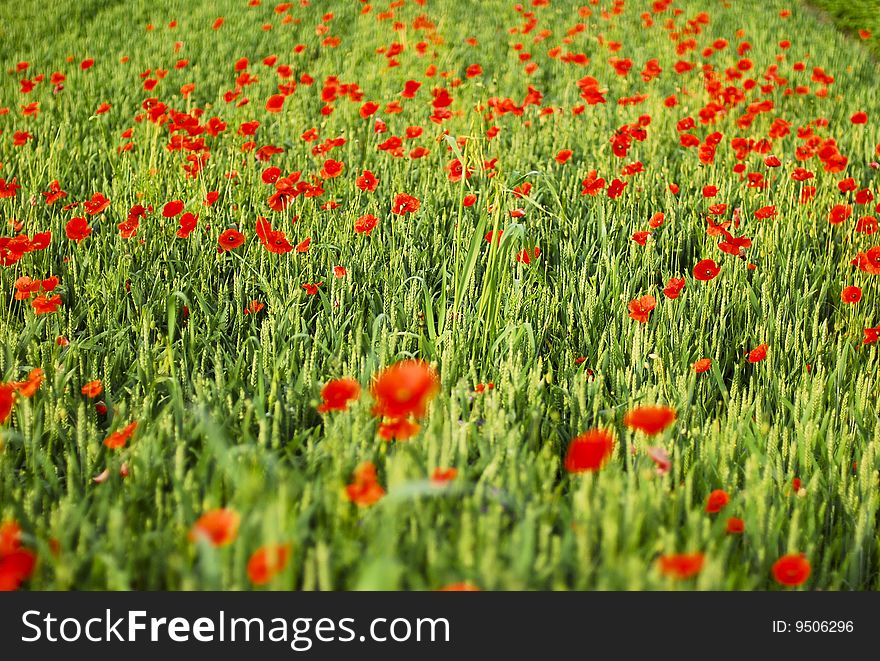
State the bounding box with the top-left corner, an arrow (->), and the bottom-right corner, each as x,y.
265,94 -> 285,113
391,193 -> 420,215
377,416 -> 421,441
627,295 -> 656,323
0,178 -> 21,199
726,517 -> 745,534
851,111 -> 868,125
431,467 -> 458,483
218,229 -> 245,251
772,554 -> 810,587
0,521 -> 35,591
693,259 -> 720,281
693,358 -> 712,373
658,552 -> 704,579
663,277 -> 685,299
371,360 -> 438,420
247,543 -> 292,585
13,369 -> 43,398
81,380 -> 103,398
753,205 -> 776,220
345,462 -> 385,506
190,509 -> 240,547
162,200 -> 184,217
65,217 -> 92,242
355,214 -> 378,235
623,405 -> 676,435
516,247 -> 541,264
103,421 -> 137,449
705,489 -> 730,513
0,385 -> 14,425
317,377 -> 361,413
555,149 -> 573,164
42,180 -> 67,205
828,204 -> 852,224
31,294 -> 62,315
83,192 -> 110,215
747,343 -> 768,363
564,429 -> 615,473
631,231 -> 651,245
320,159 -> 344,178
841,286 -> 862,304
177,213 -> 198,239
356,170 -> 378,192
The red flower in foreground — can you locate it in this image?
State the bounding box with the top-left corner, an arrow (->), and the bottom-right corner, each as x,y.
218,228 -> 245,251
162,200 -> 184,217
627,295 -> 656,323
103,421 -> 137,449
705,489 -> 730,513
658,552 -> 704,579
371,360 -> 438,420
828,204 -> 852,225
65,217 -> 92,242
747,343 -> 768,363
693,259 -> 720,281
663,277 -> 685,299
693,358 -> 712,373
247,543 -> 292,585
81,380 -> 103,398
13,368 -> 43,398
345,462 -> 385,507
32,294 -> 62,315
391,193 -> 420,215
0,385 -> 14,424
0,520 -> 36,591
772,553 -> 811,587
377,416 -> 421,441
320,159 -> 344,179
623,405 -> 677,435
317,377 -> 361,413
564,429 -> 615,473
265,94 -> 285,113
190,508 -> 240,547
356,170 -> 378,192
431,467 -> 458,483
841,286 -> 862,304
83,192 -> 110,215
355,214 -> 378,235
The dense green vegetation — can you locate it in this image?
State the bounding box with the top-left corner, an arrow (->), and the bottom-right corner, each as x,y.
0,0 -> 879,590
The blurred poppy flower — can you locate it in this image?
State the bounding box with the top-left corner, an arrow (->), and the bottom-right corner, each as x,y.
565,429 -> 615,473
317,378 -> 361,413
190,509 -> 240,547
247,543 -> 292,585
658,552 -> 704,579
772,554 -> 810,587
623,405 -> 676,435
